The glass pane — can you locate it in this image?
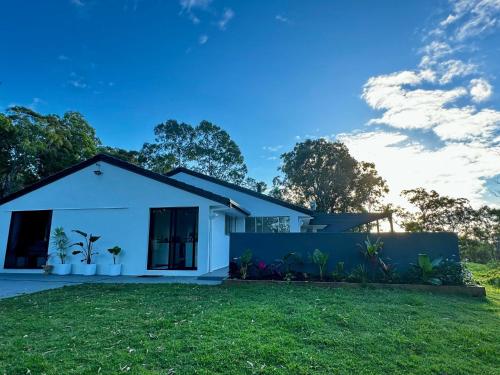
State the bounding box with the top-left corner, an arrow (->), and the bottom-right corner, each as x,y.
245,217 -> 255,233
256,217 -> 263,233
148,207 -> 198,270
149,208 -> 171,270
279,217 -> 290,232
263,217 -> 275,233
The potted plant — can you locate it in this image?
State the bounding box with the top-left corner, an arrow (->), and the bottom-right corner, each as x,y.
71,230 -> 100,276
107,246 -> 122,276
50,227 -> 72,275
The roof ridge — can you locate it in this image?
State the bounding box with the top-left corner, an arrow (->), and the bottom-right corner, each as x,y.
0,153 -> 250,215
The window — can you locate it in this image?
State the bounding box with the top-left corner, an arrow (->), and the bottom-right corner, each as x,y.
244,216 -> 290,233
148,207 -> 198,270
225,215 -> 237,235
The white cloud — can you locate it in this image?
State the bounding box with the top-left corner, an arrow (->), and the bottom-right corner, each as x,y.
470,78 -> 493,102
179,0 -> 212,24
198,34 -> 208,45
70,0 -> 85,6
179,0 -> 211,12
57,54 -> 69,61
339,131 -> 500,207
275,15 -> 290,24
68,73 -> 88,89
340,0 -> 500,207
362,71 -> 500,141
263,145 -> 283,152
453,0 -> 500,41
438,59 -> 476,84
218,8 -> 234,30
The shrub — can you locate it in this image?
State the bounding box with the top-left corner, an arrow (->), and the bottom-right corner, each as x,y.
311,249 -> 329,281
377,258 -> 399,283
331,262 -> 346,282
238,249 -> 252,280
434,259 -> 474,286
348,264 -> 368,283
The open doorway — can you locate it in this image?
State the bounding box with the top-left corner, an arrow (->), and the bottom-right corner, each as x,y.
4,210 -> 52,269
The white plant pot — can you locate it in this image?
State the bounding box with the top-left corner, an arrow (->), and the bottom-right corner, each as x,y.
82,263 -> 97,276
53,263 -> 72,275
108,264 -> 122,276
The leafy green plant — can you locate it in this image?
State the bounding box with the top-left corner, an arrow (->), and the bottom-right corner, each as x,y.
348,264 -> 369,283
414,254 -> 443,285
71,230 -> 100,264
51,227 -> 71,264
331,261 -> 346,282
378,258 -> 398,283
311,249 -> 329,281
107,246 -> 122,264
238,249 -> 252,279
359,236 -> 383,260
435,259 -> 474,286
279,251 -> 303,280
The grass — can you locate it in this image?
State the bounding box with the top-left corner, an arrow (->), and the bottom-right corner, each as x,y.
0,264 -> 499,374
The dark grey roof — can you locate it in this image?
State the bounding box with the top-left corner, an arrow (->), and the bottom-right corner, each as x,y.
0,154 -> 250,216
166,167 -> 314,215
309,212 -> 391,232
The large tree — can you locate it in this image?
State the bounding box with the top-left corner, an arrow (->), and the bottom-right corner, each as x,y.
191,121 -> 247,184
276,139 -> 388,212
398,188 -> 499,262
140,120 -> 247,183
0,107 -> 100,197
397,188 -> 476,233
98,146 -> 141,165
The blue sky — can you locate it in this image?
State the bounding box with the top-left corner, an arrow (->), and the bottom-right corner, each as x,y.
1,0 -> 499,207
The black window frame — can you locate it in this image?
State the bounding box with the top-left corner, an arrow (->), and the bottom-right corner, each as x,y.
244,216 -> 291,233
147,207 -> 199,271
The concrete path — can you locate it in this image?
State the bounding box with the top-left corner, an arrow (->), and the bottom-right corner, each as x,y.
0,273 -> 221,299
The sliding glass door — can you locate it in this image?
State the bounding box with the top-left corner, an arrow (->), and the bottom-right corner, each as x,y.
4,210 -> 52,269
148,207 -> 198,270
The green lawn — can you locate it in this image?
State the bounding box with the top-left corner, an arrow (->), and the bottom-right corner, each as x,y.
0,265 -> 499,375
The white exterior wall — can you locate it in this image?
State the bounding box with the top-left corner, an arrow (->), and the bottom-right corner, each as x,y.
209,212 -> 230,271
0,161 -> 228,276
170,173 -> 311,232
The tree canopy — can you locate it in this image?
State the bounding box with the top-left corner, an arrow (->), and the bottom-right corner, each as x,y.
139,120 -> 248,184
0,107 -> 100,197
398,188 -> 499,262
274,139 -> 388,213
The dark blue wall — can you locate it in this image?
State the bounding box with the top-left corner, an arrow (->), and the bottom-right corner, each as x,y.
229,232 -> 459,274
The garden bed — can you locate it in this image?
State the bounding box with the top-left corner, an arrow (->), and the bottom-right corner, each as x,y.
224,279 -> 486,297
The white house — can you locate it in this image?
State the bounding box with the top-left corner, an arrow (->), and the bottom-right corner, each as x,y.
0,154 -> 313,276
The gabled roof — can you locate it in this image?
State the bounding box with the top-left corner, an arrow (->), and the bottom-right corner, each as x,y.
165,167 -> 314,215
0,154 -> 250,215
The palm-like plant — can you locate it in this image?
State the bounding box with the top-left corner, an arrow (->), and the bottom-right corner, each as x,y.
71,230 -> 100,264
51,227 -> 70,264
311,249 -> 329,281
